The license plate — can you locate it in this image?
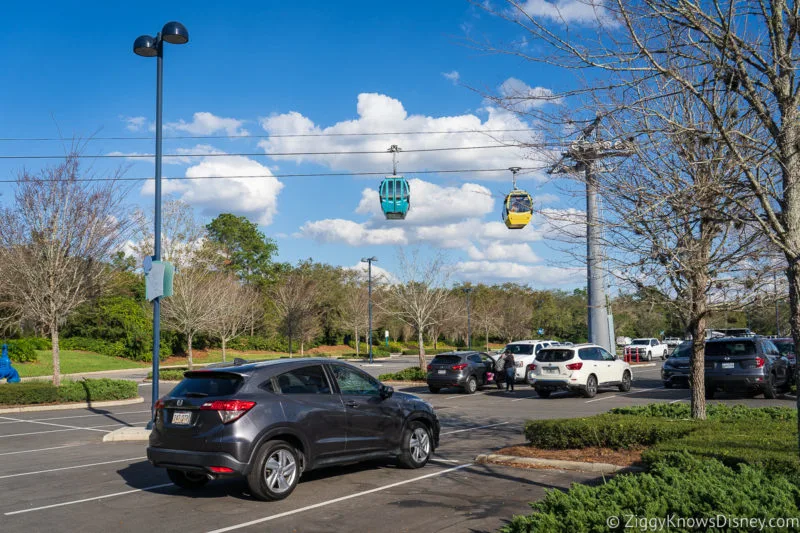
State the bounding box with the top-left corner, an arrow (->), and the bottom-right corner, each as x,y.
721,362 -> 735,370
171,411 -> 192,425
437,369 -> 446,375
544,367 -> 558,374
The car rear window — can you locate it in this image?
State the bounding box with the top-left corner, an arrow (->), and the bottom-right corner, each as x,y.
172,372 -> 243,397
671,342 -> 692,358
505,344 -> 534,356
705,341 -> 757,357
536,349 -> 573,362
431,355 -> 463,365
774,341 -> 795,355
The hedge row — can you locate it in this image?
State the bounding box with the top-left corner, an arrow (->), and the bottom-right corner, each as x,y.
379,367 -> 426,382
523,414 -> 696,450
5,339 -> 41,363
60,337 -> 170,362
610,403 -> 797,421
0,379 -> 138,405
502,453 -> 800,533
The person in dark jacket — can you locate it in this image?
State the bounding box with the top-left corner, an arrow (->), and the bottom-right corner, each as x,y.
494,353 -> 506,389
503,349 -> 516,391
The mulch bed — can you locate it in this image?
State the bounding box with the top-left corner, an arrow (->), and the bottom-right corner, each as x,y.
496,445 -> 645,468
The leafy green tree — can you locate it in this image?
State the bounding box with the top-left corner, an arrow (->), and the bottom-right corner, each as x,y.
204,214 -> 280,285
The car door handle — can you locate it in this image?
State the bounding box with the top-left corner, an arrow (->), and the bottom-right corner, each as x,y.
345,400 -> 359,408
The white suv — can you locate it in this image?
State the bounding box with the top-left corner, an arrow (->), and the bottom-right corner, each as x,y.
526,343 -> 632,398
502,340 -> 560,382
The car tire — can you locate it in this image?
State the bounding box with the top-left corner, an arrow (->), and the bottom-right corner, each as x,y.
397,421 -> 432,469
705,386 -> 716,399
646,351 -> 652,362
582,375 -> 598,398
763,372 -> 777,399
167,469 -> 209,490
464,376 -> 478,394
663,381 -> 673,389
535,388 -> 551,398
618,371 -> 632,392
428,386 -> 440,394
247,440 -> 301,501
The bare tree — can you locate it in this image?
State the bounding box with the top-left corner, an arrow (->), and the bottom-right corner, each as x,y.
473,288 -> 504,350
207,275 -> 260,362
162,268 -> 224,369
270,269 -> 321,357
0,156 -> 132,385
131,199 -> 205,268
340,270 -> 369,357
380,250 -> 452,369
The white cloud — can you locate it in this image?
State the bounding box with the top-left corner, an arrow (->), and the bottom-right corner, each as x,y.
259,93 -> 549,180
345,262 -> 398,284
467,242 -> 540,263
516,0 -> 617,25
121,116 -> 147,132
107,144 -> 227,165
456,261 -> 583,285
300,219 -> 407,246
140,154 -> 283,225
498,78 -> 561,111
442,71 -> 460,85
533,193 -> 560,205
166,112 -> 249,136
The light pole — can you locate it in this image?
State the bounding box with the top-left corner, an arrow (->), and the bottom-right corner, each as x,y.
133,22 -> 189,423
361,257 -> 378,363
462,287 -> 473,350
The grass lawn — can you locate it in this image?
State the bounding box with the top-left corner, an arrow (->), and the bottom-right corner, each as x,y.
16,350 -> 149,378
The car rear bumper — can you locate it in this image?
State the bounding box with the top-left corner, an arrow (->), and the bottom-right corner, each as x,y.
147,446 -> 250,475
661,368 -> 690,386
426,375 -> 468,388
527,378 -> 583,391
705,372 -> 767,390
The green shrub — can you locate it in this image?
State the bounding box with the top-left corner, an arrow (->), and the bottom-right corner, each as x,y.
146,369 -> 188,381
502,454 -> 800,533
611,403 -> 797,421
524,415 -> 696,450
5,339 -> 38,363
387,341 -> 405,353
0,378 -> 137,405
227,336 -> 289,352
379,367 -> 426,381
60,336 -> 168,362
18,337 -> 51,350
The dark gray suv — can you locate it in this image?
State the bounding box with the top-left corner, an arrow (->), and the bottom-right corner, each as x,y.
425,351 -> 495,394
147,359 -> 440,501
705,337 -> 791,399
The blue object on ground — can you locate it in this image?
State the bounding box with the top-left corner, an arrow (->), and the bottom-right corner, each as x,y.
0,344 -> 21,383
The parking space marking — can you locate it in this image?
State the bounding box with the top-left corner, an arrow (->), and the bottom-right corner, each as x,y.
443,392 -> 490,400
0,444 -> 81,456
440,422 -> 509,435
584,387 -> 661,403
206,464 -> 472,533
0,416 -> 118,432
0,410 -> 150,425
4,483 -> 175,516
0,457 -> 145,480
670,397 -> 689,404
0,420 -> 148,438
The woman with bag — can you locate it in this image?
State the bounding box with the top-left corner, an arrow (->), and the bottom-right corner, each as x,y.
503,349 -> 516,392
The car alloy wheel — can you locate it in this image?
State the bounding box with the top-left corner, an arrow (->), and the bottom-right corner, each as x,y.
465,376 -> 477,394
398,422 -> 432,468
583,375 -> 598,398
410,427 -> 431,463
619,371 -> 631,392
264,449 -> 297,494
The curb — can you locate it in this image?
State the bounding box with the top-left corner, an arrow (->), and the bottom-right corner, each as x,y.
475,453 -> 645,474
629,363 -> 658,368
103,426 -> 151,442
0,396 -> 145,414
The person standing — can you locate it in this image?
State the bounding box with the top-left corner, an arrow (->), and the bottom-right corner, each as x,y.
503,349 -> 516,392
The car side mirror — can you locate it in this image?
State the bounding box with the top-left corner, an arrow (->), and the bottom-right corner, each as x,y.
380,385 -> 394,399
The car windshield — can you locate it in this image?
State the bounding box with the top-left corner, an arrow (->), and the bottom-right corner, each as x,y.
536,349 -> 573,362
671,342 -> 692,358
504,344 -> 534,356
431,355 -> 462,365
172,373 -> 243,397
705,340 -> 757,357
632,339 -> 649,345
774,341 -> 795,355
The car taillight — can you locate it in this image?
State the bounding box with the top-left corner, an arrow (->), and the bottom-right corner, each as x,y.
426,364 -> 433,371
200,400 -> 256,424
452,363 -> 468,371
527,363 -> 536,371
209,466 -> 234,474
755,357 -> 765,368
566,362 -> 583,371
153,399 -> 164,421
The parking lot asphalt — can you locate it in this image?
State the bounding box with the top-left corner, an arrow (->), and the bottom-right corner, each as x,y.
1,361 -> 795,533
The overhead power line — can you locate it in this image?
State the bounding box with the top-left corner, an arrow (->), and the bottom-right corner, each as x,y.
0,166 -> 547,184
0,128 -> 540,142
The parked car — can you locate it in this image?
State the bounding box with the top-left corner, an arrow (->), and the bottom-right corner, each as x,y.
772,337 -> 796,382
526,343 -> 632,398
624,338 -> 668,361
704,336 -> 791,399
503,340 -> 560,382
616,336 -> 632,347
661,341 -> 692,388
147,359 -> 439,501
426,351 -> 495,394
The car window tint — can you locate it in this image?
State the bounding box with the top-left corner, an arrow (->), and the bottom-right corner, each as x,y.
260,378 -> 276,393
705,341 -> 757,357
536,349 -> 573,362
578,348 -> 598,361
764,340 -> 780,355
331,366 -> 381,396
275,365 -> 332,395
431,355 -> 462,365
505,344 -> 534,355
172,374 -> 242,397
468,354 -> 482,363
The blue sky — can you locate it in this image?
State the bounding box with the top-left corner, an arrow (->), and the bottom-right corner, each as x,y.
0,0 -> 605,287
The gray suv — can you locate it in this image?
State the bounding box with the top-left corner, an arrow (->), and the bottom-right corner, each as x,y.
705,337 -> 791,399
425,351 -> 495,394
147,359 -> 440,501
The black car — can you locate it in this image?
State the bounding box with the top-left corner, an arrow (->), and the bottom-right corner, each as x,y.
772,337 -> 797,384
147,359 -> 440,501
705,336 -> 791,399
426,351 -> 494,394
662,341 -> 692,388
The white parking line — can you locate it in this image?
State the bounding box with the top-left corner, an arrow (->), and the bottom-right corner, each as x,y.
443,391 -> 490,400
0,410 -> 150,425
4,483 -> 175,516
0,421 -> 148,438
0,416 -> 116,432
670,397 -> 689,404
0,457 -> 145,480
440,422 -> 509,435
584,387 -> 661,403
0,444 -> 81,456
206,464 -> 472,533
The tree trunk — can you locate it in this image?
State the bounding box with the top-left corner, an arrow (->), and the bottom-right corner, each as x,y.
221,337 -> 227,363
301,340 -> 304,357
486,327 -> 489,351
787,257 -> 800,455
688,273 -> 708,420
50,325 -> 61,387
417,329 -> 426,370
187,334 -> 194,370
354,326 -> 359,357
